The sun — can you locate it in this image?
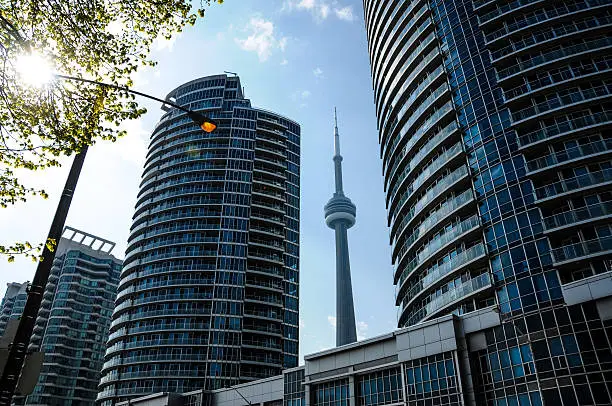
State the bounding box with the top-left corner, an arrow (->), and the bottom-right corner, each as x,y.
14,51 -> 54,88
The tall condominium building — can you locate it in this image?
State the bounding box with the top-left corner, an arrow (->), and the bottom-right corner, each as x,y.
98,74 -> 300,404
364,0 -> 612,405
0,282 -> 28,339
21,227 -> 121,406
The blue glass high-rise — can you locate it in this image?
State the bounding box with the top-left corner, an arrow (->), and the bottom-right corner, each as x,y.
364,0 -> 612,404
97,74 -> 300,404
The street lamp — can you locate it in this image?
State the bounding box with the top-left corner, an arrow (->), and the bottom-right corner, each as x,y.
0,68 -> 217,404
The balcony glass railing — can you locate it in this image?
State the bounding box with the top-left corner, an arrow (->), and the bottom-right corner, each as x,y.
479,0 -> 542,25
389,142 -> 462,209
552,235 -> 612,263
518,110 -> 612,147
394,189 -> 474,260
513,83 -> 612,123
527,139 -> 612,172
535,168 -> 612,200
544,201 -> 612,230
400,243 -> 486,306
384,81 -> 448,158
484,0 -> 609,43
379,21 -> 435,104
497,36 -> 612,80
379,18 -> 434,105
386,100 -> 454,176
401,272 -> 492,326
372,1 -> 429,89
391,164 -> 468,228
383,64 -> 445,140
491,15 -> 612,61
387,120 -> 457,189
423,273 -> 492,315
397,215 -> 480,281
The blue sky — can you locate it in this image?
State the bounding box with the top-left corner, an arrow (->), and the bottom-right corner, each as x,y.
0,0 -> 397,360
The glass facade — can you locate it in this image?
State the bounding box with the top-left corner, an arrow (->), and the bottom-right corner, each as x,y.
97,74 -> 300,404
17,228 -> 121,406
0,282 -> 28,338
364,0 -> 612,404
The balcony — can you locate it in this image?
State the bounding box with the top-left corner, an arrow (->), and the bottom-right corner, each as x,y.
478,0 -> 544,26
544,201 -> 612,232
391,164 -> 469,234
398,243 -> 487,307
400,272 -> 493,326
551,235 -> 612,265
518,110 -> 612,150
389,142 -> 463,211
421,273 -> 493,321
395,215 -> 481,283
526,138 -> 612,173
512,83 -> 612,125
386,120 -> 458,192
497,36 -> 612,82
393,189 -> 474,260
561,271 -> 612,306
534,168 -> 612,201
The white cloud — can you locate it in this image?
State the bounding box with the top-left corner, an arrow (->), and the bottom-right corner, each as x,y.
235,17 -> 288,62
334,6 -> 354,21
301,90 -> 311,99
327,315 -> 337,328
357,321 -> 369,341
154,32 -> 181,52
283,0 -> 352,22
281,59 -> 289,66
313,67 -> 324,79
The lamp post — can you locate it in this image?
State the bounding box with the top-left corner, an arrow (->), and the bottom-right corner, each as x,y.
0,76 -> 217,404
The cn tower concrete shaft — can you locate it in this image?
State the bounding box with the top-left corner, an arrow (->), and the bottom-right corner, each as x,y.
324,109 -> 357,346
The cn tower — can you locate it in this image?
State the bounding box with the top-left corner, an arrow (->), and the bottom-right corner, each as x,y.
324,109 -> 357,346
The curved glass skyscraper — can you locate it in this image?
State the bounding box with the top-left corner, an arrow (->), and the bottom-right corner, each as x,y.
98,74 -> 300,404
365,0 -> 612,404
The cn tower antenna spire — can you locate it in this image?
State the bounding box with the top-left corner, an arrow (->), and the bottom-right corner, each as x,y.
324,108 -> 358,347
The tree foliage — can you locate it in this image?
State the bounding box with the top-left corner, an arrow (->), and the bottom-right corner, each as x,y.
0,0 -> 223,261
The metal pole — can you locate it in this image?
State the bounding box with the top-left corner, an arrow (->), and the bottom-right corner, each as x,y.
54,74 -> 192,113
0,146 -> 88,404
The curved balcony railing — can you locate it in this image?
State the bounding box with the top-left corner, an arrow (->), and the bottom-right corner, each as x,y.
422,273 -> 492,319
383,64 -> 446,140
387,120 -> 458,191
244,309 -> 282,320
385,100 -> 454,178
491,15 -> 612,61
383,77 -> 448,158
378,18 -> 434,106
484,0 -> 610,43
389,142 -> 462,210
512,83 -> 612,124
535,168 -> 612,200
551,235 -> 612,263
381,48 -> 443,149
394,189 -> 474,259
401,272 -> 492,326
371,0 -> 428,88
497,36 -> 612,81
479,0 -> 543,26
391,164 -> 469,230
527,138 -> 612,172
396,215 -> 481,283
504,60 -> 612,102
544,201 -> 612,231
518,110 -> 612,148
399,243 -> 487,307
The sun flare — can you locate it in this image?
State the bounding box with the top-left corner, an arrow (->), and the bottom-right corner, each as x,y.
15,51 -> 54,88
